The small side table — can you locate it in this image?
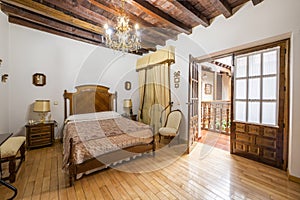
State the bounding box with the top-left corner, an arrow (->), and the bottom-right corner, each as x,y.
25,121 -> 56,149
130,114 -> 137,121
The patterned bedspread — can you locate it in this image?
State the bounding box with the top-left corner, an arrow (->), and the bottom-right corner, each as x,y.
62,113 -> 153,169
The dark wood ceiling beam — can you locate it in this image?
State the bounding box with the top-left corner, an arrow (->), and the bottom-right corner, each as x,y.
252,0 -> 264,5
209,0 -> 232,18
0,0 -> 104,34
8,16 -> 101,46
175,0 -> 209,27
36,0 -> 112,26
1,3 -> 104,43
127,0 -> 192,34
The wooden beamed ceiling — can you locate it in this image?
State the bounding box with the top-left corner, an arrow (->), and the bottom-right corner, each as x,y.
0,0 -> 264,54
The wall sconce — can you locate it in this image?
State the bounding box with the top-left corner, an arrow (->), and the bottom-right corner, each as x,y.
1,74 -> 8,83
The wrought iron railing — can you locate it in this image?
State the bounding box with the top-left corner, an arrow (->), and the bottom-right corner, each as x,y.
201,101 -> 231,134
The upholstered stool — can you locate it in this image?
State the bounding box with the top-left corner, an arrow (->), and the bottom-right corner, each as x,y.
0,136 -> 26,183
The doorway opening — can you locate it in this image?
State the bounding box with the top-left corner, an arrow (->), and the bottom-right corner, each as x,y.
198,56 -> 233,151
189,39 -> 289,170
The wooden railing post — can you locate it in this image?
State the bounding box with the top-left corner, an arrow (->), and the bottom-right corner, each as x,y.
200,101 -> 231,134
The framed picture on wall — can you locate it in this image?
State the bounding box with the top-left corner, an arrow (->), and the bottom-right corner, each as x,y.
204,83 -> 212,94
33,73 -> 46,86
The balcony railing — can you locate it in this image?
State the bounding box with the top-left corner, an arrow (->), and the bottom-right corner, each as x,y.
201,101 -> 231,134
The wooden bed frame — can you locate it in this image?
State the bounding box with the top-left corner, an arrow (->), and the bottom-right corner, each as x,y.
63,85 -> 155,186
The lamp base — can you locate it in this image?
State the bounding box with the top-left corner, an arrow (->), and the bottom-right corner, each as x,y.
39,113 -> 47,123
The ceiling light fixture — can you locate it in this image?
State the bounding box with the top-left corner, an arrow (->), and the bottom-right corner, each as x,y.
103,0 -> 141,52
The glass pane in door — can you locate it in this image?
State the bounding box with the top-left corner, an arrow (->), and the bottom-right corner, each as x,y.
263,50 -> 278,75
235,101 -> 246,122
249,54 -> 261,76
263,77 -> 277,99
262,102 -> 277,125
235,79 -> 247,99
236,57 -> 247,78
249,78 -> 260,99
248,102 -> 260,123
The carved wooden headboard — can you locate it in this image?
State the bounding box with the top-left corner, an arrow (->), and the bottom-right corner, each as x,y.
63,85 -> 116,120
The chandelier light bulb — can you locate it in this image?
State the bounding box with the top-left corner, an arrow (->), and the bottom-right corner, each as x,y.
134,24 -> 139,30
104,23 -> 109,30
106,28 -> 113,35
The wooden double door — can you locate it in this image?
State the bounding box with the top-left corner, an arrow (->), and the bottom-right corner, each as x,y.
189,39 -> 289,170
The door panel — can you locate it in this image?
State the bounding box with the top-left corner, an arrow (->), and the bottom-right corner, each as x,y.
231,40 -> 289,169
187,55 -> 200,153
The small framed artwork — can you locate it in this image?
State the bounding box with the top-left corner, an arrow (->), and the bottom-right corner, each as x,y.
125,81 -> 131,90
33,73 -> 46,86
204,83 -> 212,94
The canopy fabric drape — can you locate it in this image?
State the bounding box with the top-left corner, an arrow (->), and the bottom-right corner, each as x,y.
137,46 -> 174,134
136,46 -> 175,71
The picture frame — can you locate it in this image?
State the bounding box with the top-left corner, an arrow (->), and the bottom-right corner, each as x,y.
204,83 -> 212,94
33,73 -> 46,86
125,81 -> 131,90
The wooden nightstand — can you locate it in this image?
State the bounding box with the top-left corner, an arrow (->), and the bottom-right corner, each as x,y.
130,114 -> 137,121
25,121 -> 56,149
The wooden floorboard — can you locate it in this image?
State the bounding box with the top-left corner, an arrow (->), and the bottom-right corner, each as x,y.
1,142 -> 300,200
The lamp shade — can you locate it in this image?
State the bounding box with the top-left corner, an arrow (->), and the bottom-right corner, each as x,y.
33,100 -> 50,112
123,99 -> 132,108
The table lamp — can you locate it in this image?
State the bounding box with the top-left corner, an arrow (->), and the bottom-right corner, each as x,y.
123,99 -> 133,116
33,100 -> 50,123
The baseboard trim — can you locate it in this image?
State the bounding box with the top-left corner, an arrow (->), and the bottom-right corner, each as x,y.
287,170 -> 300,184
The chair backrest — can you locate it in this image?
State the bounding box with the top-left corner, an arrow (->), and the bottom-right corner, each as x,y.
165,110 -> 182,130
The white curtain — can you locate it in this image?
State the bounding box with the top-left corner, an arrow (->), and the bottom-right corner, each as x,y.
137,46 -> 174,133
138,64 -> 170,133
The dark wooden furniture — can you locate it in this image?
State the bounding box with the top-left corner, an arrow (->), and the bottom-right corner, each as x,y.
0,133 -> 17,200
1,136 -> 25,183
64,85 -> 116,120
25,121 -> 55,149
130,114 -> 137,121
64,85 -> 155,186
231,40 -> 290,170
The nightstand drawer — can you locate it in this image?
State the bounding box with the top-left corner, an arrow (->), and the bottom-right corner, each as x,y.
25,121 -> 56,149
29,125 -> 51,133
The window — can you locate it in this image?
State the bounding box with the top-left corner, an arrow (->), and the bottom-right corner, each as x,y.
234,46 -> 279,126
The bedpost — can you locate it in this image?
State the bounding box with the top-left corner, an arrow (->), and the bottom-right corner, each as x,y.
64,90 -> 73,120
64,90 -> 68,120
152,131 -> 156,157
69,138 -> 75,186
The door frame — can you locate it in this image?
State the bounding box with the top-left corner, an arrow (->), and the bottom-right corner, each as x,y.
187,55 -> 201,153
193,39 -> 290,170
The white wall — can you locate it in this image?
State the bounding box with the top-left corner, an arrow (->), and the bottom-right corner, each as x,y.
168,0 -> 300,178
0,12 -> 9,133
5,21 -> 139,138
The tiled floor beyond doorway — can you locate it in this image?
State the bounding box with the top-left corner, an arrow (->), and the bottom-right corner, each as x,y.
198,130 -> 230,151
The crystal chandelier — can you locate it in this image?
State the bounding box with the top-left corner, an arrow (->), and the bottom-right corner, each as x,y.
103,0 -> 141,52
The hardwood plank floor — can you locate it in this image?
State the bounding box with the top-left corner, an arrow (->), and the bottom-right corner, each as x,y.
198,130 -> 230,152
1,142 -> 300,200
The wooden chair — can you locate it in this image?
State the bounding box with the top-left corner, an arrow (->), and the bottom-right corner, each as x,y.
158,110 -> 182,145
